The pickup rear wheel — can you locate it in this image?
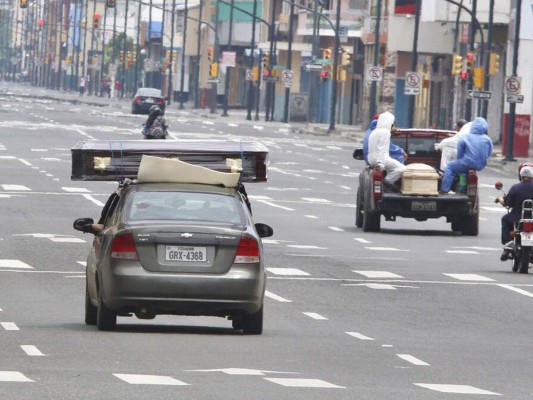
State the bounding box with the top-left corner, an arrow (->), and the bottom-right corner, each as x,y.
461,200 -> 479,236
355,188 -> 363,228
362,202 -> 380,232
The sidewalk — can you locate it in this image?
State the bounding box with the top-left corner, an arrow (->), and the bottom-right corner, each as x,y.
0,81 -> 527,176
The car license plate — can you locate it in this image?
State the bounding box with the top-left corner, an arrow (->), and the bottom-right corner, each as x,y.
165,246 -> 207,262
411,201 -> 437,211
146,98 -> 154,103
522,232 -> 533,246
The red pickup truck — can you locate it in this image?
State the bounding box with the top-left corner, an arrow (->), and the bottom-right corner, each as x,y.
354,129 -> 480,236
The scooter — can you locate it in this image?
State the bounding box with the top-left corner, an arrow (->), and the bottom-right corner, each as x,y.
495,181 -> 533,273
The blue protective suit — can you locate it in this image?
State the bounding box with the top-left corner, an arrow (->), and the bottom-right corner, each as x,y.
441,117 -> 493,193
363,120 -> 405,165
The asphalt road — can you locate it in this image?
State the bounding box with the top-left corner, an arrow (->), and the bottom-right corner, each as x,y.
0,92 -> 531,399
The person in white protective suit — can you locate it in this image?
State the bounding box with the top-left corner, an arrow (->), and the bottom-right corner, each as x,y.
367,111 -> 406,190
434,119 -> 472,171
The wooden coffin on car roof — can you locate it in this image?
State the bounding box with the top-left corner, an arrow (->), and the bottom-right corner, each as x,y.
71,139 -> 269,182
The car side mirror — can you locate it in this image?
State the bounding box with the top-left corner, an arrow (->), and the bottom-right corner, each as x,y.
73,217 -> 94,232
353,148 -> 364,160
255,223 -> 273,238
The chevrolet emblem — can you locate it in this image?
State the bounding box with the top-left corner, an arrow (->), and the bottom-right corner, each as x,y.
181,233 -> 194,238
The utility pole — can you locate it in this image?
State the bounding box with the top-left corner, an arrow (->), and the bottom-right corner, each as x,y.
465,0 -> 477,120
222,0 -> 235,117
178,0 -> 189,110
505,0 -> 522,161
481,0 -> 494,119
246,0 -> 258,121
282,1 -> 294,123
407,0 -> 421,128
327,0 -> 341,132
368,0 -> 381,123
194,0 -> 203,109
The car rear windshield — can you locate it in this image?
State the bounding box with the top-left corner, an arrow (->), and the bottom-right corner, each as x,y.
391,136 -> 439,158
137,89 -> 161,97
126,191 -> 244,224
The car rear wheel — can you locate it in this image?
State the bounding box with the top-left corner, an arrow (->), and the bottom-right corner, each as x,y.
362,199 -> 380,232
85,282 -> 97,325
242,306 -> 263,335
97,291 -> 117,331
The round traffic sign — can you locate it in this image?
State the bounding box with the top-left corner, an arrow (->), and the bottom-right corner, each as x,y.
505,77 -> 521,95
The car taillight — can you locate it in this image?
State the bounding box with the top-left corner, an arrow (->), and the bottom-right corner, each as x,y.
523,221 -> 533,232
234,237 -> 260,263
134,96 -> 141,102
157,99 -> 165,105
467,170 -> 478,199
111,232 -> 139,260
372,168 -> 383,200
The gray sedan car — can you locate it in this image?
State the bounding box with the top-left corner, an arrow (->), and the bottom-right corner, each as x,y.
74,181 -> 272,334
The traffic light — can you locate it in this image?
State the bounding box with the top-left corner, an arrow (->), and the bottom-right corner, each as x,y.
473,67 -> 485,89
320,67 -> 330,82
261,52 -> 270,69
210,62 -> 218,78
489,52 -> 500,76
465,52 -> 474,76
337,65 -> 346,82
340,51 -> 352,68
20,0 -> 28,8
452,54 -> 463,75
207,47 -> 214,62
165,50 -> 171,59
323,48 -> 332,61
106,0 -> 117,7
93,12 -> 100,29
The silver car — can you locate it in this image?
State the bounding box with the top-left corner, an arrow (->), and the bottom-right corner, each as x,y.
74,181 -> 273,334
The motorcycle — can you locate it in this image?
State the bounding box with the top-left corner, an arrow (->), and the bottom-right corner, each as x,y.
495,181 -> 533,273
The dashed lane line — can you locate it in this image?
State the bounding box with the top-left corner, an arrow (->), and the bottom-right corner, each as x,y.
444,273 -> 495,282
353,271 -> 404,279
346,332 -> 375,340
267,268 -> 309,276
397,354 -> 430,366
21,345 -> 45,356
1,322 -> 19,331
414,383 -> 501,395
265,291 -> 292,303
264,378 -> 345,389
113,374 -> 189,386
303,312 -> 328,320
0,371 -> 33,382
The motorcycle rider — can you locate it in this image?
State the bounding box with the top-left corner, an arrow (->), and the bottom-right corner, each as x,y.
367,111 -> 407,191
143,105 -> 168,139
496,165 -> 533,260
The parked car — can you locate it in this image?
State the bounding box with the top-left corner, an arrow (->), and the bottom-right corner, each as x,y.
74,180 -> 273,334
131,88 -> 166,114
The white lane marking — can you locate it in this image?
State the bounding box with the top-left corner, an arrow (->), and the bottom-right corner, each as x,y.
451,246 -> 500,251
301,197 -> 332,203
31,149 -> 48,152
62,187 -> 91,193
50,238 -> 86,243
303,312 -> 328,320
267,268 -> 309,276
340,185 -> 351,190
397,354 -> 430,366
353,271 -> 404,279
77,261 -> 87,267
0,371 -> 33,382
113,374 -> 189,385
0,260 -> 33,269
262,239 -> 280,244
248,195 -> 273,200
187,368 -> 297,375
481,206 -> 507,213
0,156 -> 17,159
257,199 -> 294,211
414,383 -> 501,395
365,247 -> 409,252
346,332 -> 375,340
305,215 -> 319,219
83,194 -> 105,206
446,250 -> 479,254
18,158 -> 32,166
1,322 -> 19,331
265,378 -> 345,388
265,291 -> 292,303
328,226 -> 344,232
444,274 -> 494,282
287,245 -> 327,249
498,284 -> 533,298
354,238 -> 371,244
21,345 -> 45,356
1,184 -> 31,191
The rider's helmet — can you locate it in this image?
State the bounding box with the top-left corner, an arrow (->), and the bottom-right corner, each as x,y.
518,161 -> 533,181
519,166 -> 533,180
149,105 -> 161,115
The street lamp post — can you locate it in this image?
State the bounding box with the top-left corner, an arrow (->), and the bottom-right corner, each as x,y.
178,0 -> 189,110
221,0 -> 235,117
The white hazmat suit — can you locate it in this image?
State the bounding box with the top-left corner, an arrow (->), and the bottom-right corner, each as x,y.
435,122 -> 472,171
367,112 -> 406,185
